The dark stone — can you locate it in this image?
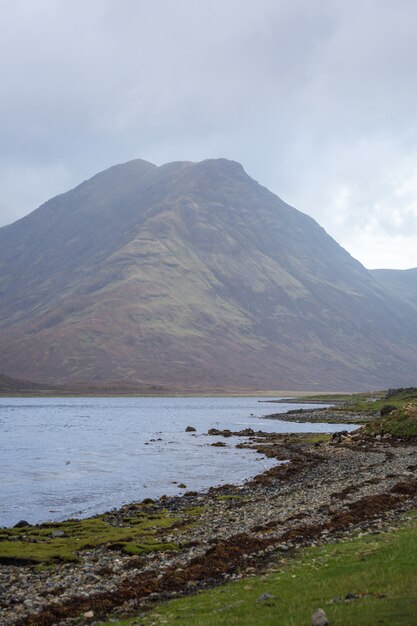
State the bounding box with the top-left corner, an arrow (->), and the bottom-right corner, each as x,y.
185,426 -> 196,432
380,404 -> 397,416
14,520 -> 30,528
332,430 -> 348,443
345,592 -> 360,600
257,592 -> 275,602
210,428 -> 232,437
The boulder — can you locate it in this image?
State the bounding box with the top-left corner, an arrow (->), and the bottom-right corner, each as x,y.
13,520 -> 30,528
312,608 -> 329,626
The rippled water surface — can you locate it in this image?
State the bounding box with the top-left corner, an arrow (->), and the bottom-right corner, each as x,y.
0,396 -> 349,527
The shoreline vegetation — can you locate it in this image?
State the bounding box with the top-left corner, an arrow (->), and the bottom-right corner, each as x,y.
2,388 -> 417,625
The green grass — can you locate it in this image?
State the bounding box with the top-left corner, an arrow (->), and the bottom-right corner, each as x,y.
304,388 -> 417,418
294,388 -> 417,438
364,405 -> 417,439
294,391 -> 388,416
0,505 -> 204,564
303,433 -> 332,444
352,388 -> 417,414
339,387 -> 417,438
101,513 -> 417,626
298,393 -> 363,403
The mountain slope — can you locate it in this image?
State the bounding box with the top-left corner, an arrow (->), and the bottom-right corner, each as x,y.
0,158 -> 416,391
372,268 -> 417,310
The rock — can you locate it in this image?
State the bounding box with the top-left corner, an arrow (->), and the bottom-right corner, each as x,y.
23,599 -> 34,609
211,441 -> 226,447
238,428 -> 255,436
185,426 -> 196,432
13,520 -> 30,528
178,483 -> 187,489
50,530 -> 65,538
257,592 -> 275,602
329,596 -> 343,604
83,610 -> 94,618
380,404 -> 396,416
312,608 -> 329,625
208,428 -> 232,437
345,592 -> 359,600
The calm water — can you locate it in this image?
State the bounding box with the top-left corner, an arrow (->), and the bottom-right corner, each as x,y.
0,396 -> 351,527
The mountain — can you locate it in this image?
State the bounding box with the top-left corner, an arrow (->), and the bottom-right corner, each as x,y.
371,268 -> 417,310
0,158 -> 416,391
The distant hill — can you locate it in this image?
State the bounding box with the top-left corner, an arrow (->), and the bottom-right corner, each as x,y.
372,268 -> 417,309
0,158 -> 416,391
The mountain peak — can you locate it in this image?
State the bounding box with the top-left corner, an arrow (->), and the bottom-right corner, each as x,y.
191,158 -> 248,181
153,158 -> 248,183
83,157 -> 157,187
198,157 -> 246,172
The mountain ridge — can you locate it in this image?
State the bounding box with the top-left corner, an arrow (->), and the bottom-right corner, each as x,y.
371,268 -> 417,309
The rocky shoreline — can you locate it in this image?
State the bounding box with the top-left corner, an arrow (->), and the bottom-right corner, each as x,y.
262,406 -> 374,424
2,411 -> 417,626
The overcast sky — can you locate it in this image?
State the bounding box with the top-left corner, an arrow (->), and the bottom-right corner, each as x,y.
1,0 -> 417,269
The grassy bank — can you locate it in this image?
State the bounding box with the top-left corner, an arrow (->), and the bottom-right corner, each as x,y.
301,387 -> 417,415
0,504 -> 204,565
326,387 -> 417,439
103,512 -> 417,626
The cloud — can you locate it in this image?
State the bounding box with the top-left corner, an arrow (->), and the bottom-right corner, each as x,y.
0,0 -> 417,268
0,159 -> 74,225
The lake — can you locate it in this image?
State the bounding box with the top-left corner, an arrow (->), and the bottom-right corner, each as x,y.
0,396 -> 350,527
